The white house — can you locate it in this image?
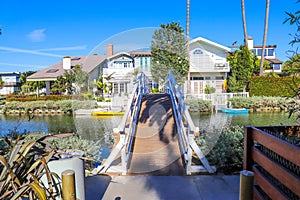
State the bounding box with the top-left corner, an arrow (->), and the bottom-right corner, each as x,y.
0,72 -> 21,95
101,51 -> 135,94
187,37 -> 231,95
247,37 -> 283,73
27,55 -> 107,95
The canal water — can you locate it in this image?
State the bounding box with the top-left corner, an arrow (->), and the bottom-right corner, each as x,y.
1,112 -> 298,139
1,112 -> 298,159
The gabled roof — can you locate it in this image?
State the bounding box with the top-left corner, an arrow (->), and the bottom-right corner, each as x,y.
27,55 -> 107,81
265,58 -> 283,64
190,37 -> 231,52
129,50 -> 151,56
106,52 -> 132,61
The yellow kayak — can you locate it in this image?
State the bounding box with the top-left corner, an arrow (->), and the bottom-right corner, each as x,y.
91,111 -> 125,116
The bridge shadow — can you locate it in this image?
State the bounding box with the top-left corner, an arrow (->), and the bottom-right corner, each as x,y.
128,93 -> 185,175
138,93 -> 175,143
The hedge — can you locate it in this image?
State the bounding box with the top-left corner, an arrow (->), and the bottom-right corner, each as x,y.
249,76 -> 300,97
6,94 -> 76,102
185,99 -> 212,112
2,100 -> 97,114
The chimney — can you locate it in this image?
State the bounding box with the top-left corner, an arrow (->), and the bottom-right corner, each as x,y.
107,44 -> 113,56
247,36 -> 253,50
63,56 -> 71,70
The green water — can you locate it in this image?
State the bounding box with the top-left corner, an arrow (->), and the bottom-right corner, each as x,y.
0,112 -> 298,140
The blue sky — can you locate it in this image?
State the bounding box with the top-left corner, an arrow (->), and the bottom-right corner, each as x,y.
0,0 -> 298,72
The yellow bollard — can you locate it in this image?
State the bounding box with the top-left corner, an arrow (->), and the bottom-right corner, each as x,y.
239,170 -> 254,200
62,169 -> 77,200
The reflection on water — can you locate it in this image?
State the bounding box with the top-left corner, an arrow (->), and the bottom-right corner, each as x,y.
190,112 -> 298,135
0,114 -> 122,146
1,112 -> 298,140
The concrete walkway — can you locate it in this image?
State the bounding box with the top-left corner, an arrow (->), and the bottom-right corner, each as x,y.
85,174 -> 240,200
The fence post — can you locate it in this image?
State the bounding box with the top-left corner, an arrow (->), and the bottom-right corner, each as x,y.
243,126 -> 254,170
62,169 -> 77,200
239,170 -> 254,200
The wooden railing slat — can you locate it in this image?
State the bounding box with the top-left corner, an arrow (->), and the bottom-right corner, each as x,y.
251,127 -> 300,167
252,147 -> 300,197
253,187 -> 265,200
252,166 -> 287,200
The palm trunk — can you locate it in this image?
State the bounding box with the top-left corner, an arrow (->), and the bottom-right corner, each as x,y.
260,0 -> 270,76
186,0 -> 191,95
241,0 -> 248,47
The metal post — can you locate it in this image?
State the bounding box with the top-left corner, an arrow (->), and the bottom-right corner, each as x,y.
239,170 -> 254,200
62,169 -> 77,200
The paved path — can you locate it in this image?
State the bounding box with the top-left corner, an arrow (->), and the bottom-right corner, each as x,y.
128,94 -> 185,175
85,174 -> 240,200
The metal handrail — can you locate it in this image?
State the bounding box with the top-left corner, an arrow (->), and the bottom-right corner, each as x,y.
165,70 -> 215,174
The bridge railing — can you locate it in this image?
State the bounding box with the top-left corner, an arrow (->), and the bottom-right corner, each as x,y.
94,72 -> 149,174
165,71 -> 215,174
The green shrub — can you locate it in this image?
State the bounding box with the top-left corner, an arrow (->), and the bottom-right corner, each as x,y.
196,126 -> 244,172
0,134 -> 71,199
97,96 -> 105,102
228,96 -> 298,110
204,85 -> 216,94
2,100 -> 97,114
82,91 -> 94,100
151,88 -> 159,93
249,76 -> 300,97
185,99 -> 212,112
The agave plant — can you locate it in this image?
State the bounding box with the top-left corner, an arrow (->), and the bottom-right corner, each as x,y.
0,133 -> 73,200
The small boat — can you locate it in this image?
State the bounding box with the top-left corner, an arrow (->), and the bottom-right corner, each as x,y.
91,111 -> 124,116
221,107 -> 249,114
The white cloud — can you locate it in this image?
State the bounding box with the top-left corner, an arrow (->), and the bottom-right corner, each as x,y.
0,62 -> 46,69
27,29 -> 46,42
37,45 -> 87,51
0,46 -> 62,57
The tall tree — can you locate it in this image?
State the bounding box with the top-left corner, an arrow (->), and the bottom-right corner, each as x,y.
284,1 -> 300,46
227,46 -> 259,92
259,0 -> 270,75
241,0 -> 248,47
151,22 -> 189,84
283,54 -> 300,75
186,0 -> 191,94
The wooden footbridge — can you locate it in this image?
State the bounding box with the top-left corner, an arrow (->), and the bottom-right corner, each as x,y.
94,71 -> 216,175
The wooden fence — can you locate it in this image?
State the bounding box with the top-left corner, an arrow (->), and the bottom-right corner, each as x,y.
244,126 -> 300,200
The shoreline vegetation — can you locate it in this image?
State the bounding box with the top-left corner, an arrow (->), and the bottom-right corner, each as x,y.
185,96 -> 300,113
1,96 -> 299,115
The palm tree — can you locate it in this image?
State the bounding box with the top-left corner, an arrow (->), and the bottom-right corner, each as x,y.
186,0 -> 191,95
241,0 -> 248,47
260,0 -> 270,75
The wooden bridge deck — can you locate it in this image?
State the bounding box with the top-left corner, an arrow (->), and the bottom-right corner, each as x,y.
127,94 -> 185,175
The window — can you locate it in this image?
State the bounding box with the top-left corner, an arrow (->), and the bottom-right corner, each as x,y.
120,83 -> 125,93
145,57 -> 148,68
124,62 -> 128,68
113,83 -> 118,94
272,63 -> 281,70
193,49 -> 203,54
46,69 -> 59,73
257,49 -> 262,56
190,77 -> 204,80
215,76 -> 224,80
267,49 -> 274,56
140,57 -> 143,68
205,77 -> 211,80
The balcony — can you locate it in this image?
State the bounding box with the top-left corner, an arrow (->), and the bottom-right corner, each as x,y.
2,82 -> 20,87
